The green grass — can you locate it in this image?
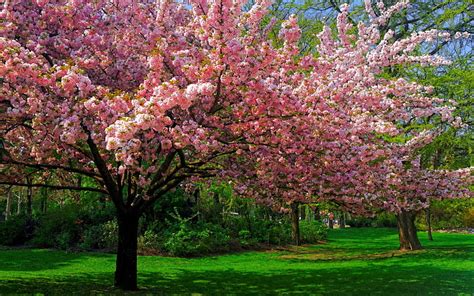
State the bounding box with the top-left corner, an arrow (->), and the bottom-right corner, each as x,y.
0,228 -> 472,295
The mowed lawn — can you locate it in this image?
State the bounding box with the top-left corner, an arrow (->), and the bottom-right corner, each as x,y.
0,228 -> 472,295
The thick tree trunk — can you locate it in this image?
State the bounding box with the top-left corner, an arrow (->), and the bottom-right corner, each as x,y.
290,203 -> 300,246
340,212 -> 346,229
426,207 -> 433,241
114,212 -> 139,291
397,211 -> 422,251
5,188 -> 12,221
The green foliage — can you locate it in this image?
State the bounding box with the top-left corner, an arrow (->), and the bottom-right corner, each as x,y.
300,221 -> 327,243
138,229 -> 162,252
0,214 -> 33,246
372,213 -> 398,228
164,222 -> 231,257
346,216 -> 373,228
32,205 -> 82,250
463,208 -> 474,228
346,213 -> 398,228
80,220 -> 118,251
417,199 -> 474,230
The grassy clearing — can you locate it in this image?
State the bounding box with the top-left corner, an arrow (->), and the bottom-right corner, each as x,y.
0,228 -> 472,295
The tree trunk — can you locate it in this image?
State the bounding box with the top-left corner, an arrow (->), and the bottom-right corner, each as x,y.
17,192 -> 22,215
290,203 -> 300,246
397,211 -> 422,251
5,188 -> 12,221
340,212 -> 346,229
114,212 -> 139,291
40,187 -> 48,213
328,217 -> 334,229
425,207 -> 433,241
300,204 -> 306,221
26,178 -> 32,216
313,206 -> 321,222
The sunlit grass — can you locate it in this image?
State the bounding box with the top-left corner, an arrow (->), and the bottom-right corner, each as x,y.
0,228 -> 472,295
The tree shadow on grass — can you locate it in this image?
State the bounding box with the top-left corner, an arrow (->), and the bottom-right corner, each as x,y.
1,263 -> 472,295
0,249 -> 114,272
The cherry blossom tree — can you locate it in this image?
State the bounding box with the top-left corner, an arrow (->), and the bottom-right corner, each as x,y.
368,134 -> 473,250
0,0 -> 322,290
227,1 -> 471,246
1,0 -> 471,290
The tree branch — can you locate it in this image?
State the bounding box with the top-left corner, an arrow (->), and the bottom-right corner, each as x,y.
0,181 -> 107,194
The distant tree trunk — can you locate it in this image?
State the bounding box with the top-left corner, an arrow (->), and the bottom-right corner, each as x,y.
397,211 -> 422,250
290,202 -> 300,246
114,211 -> 139,291
26,178 -> 32,216
340,212 -> 346,229
328,216 -> 334,229
300,204 -> 306,221
213,192 -> 222,223
193,188 -> 201,221
425,207 -> 433,241
17,192 -> 22,214
313,206 -> 321,222
5,187 -> 12,221
40,187 -> 48,213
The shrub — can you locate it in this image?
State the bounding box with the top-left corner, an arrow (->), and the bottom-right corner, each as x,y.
80,224 -> 108,250
32,206 -> 82,249
0,214 -> 33,246
164,222 -> 230,257
372,213 -> 397,228
100,220 -> 118,249
266,222 -> 292,245
138,229 -> 162,252
346,216 -> 373,228
463,208 -> 474,228
300,221 -> 327,243
238,229 -> 258,248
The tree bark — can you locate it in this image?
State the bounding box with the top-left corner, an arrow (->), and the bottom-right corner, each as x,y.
328,217 -> 334,229
340,212 -> 346,229
300,204 -> 306,221
17,192 -> 22,214
26,178 -> 32,216
425,207 -> 433,241
114,212 -> 139,291
313,206 -> 321,222
397,211 -> 422,251
290,202 -> 300,246
5,188 -> 12,221
39,187 -> 48,213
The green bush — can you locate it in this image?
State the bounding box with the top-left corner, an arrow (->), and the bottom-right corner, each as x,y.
346,216 -> 373,228
164,222 -> 230,257
371,213 -> 397,228
463,208 -> 474,228
417,199 -> 474,230
238,229 -> 258,247
80,224 -> 104,250
32,206 -> 82,250
0,214 -> 33,246
100,220 -> 118,249
138,229 -> 162,252
80,220 -> 118,251
300,221 -> 327,243
266,222 -> 292,245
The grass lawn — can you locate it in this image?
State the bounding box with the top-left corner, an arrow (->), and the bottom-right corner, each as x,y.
0,228 -> 472,295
